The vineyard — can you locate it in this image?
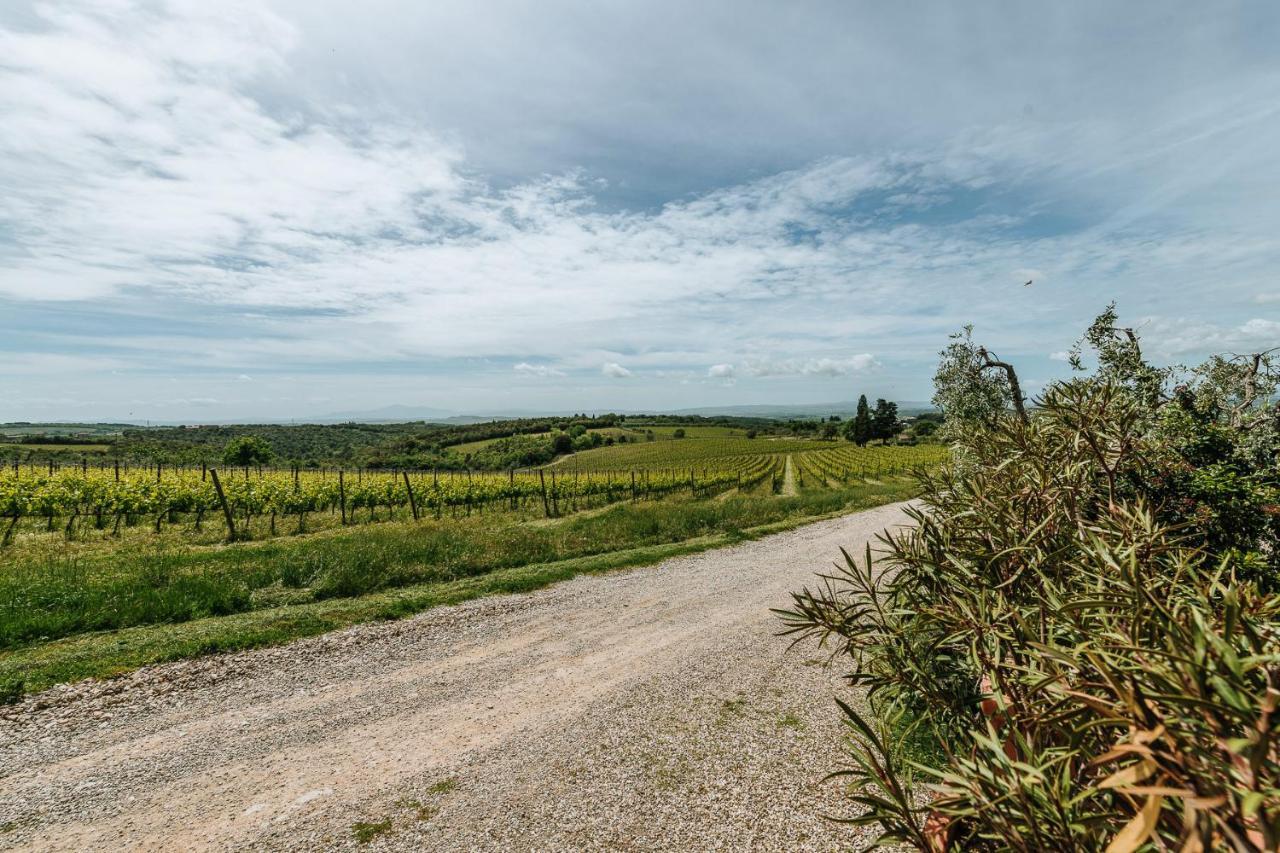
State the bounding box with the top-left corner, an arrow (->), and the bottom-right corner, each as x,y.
0,442 -> 945,549
0,436 -> 940,697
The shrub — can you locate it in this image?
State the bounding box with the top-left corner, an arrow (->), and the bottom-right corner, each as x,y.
781,310 -> 1279,851
0,674 -> 23,705
222,435 -> 273,467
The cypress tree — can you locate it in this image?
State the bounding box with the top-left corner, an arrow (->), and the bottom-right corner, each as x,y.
846,394 -> 873,446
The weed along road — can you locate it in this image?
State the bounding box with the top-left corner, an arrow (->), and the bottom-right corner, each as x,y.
0,502 -> 912,852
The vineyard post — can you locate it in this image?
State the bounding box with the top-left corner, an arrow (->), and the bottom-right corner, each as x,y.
201,462 -> 207,481
631,471 -> 637,502
538,469 -> 551,517
209,468 -> 237,542
339,469 -> 347,524
114,460 -> 119,482
156,461 -> 162,482
402,471 -> 420,521
509,468 -> 517,510
550,471 -> 559,516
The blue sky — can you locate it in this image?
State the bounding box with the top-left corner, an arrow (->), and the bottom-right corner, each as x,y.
2,1 -> 1278,421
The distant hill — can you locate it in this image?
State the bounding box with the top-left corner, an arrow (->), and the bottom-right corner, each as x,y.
5,401 -> 939,429
665,401 -> 935,419
310,401 -> 936,423
309,404 -> 459,423
0,422 -> 136,437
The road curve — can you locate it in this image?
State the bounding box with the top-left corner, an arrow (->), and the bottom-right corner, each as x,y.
0,501 -> 913,852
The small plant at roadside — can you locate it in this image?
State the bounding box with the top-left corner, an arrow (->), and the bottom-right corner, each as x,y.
426,777 -> 458,796
0,675 -> 24,705
778,712 -> 804,730
396,798 -> 437,822
351,817 -> 392,844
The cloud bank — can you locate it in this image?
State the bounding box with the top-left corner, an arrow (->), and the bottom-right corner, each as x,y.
1,1 -> 1279,420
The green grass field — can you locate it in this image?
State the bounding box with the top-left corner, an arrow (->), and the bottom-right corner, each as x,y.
551,436 -> 827,471
448,426 -> 638,455
627,424 -> 748,438
0,443 -> 111,453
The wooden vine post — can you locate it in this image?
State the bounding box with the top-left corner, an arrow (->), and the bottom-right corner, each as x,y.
209,468 -> 237,542
402,470 -> 419,521
538,469 -> 551,517
338,469 -> 347,524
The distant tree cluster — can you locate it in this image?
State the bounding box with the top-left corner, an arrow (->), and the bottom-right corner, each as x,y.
222,436 -> 273,466
843,395 -> 901,446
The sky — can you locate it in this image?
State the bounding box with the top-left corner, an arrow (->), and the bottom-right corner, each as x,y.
2,0 -> 1279,422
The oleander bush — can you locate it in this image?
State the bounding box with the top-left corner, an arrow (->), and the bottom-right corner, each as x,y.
782,309 -> 1279,851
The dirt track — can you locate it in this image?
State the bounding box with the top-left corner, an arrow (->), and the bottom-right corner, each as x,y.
0,501 -> 912,852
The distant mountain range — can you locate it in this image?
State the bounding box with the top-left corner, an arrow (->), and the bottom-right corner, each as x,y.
309,404 -> 462,423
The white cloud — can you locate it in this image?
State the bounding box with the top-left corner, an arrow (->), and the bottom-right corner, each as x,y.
707,363 -> 735,378
743,354 -> 877,378
601,362 -> 632,378
1240,318 -> 1280,340
513,362 -> 565,377
1129,316 -> 1280,358
1049,351 -> 1071,362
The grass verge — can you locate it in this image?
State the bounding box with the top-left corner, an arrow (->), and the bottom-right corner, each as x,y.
1,480 -> 916,697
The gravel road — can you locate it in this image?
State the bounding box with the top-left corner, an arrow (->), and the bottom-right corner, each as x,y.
0,501 -> 912,852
